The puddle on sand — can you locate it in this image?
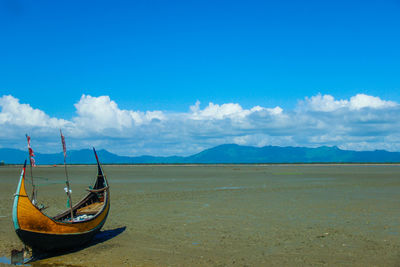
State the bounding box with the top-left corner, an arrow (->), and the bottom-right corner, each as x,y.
0,256 -> 30,266
214,186 -> 245,190
0,256 -> 82,267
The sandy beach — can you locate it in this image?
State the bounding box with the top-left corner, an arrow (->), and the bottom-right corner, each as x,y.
1,164 -> 400,266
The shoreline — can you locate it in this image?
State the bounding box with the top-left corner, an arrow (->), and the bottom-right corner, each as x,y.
2,162 -> 400,168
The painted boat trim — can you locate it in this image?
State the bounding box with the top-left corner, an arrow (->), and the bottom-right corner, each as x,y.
12,162 -> 26,231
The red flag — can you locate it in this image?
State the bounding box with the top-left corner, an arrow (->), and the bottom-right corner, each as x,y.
30,156 -> 36,167
26,134 -> 36,167
60,129 -> 67,159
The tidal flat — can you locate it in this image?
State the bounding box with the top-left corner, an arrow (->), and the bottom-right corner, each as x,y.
1,164 -> 400,266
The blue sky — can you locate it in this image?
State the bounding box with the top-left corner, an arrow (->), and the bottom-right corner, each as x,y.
1,0 -> 400,156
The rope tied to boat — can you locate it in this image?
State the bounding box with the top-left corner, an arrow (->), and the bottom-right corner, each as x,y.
24,176 -> 66,187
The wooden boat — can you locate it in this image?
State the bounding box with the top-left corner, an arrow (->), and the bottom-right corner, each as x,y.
12,148 -> 110,252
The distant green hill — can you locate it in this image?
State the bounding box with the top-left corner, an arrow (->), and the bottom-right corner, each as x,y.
185,144 -> 400,163
1,144 -> 400,164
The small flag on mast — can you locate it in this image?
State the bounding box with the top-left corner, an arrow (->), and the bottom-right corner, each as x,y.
60,129 -> 67,159
26,134 -> 36,167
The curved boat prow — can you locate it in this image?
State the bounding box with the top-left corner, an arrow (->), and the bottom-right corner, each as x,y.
12,160 -> 27,231
93,147 -> 103,175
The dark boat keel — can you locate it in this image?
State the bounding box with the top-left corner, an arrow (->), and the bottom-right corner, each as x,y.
16,228 -> 101,252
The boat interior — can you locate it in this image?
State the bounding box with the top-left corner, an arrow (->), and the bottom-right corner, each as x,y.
52,174 -> 108,222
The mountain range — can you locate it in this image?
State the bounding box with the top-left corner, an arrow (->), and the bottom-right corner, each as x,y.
1,144 -> 400,164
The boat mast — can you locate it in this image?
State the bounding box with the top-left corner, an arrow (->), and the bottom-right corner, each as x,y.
60,129 -> 74,220
25,134 -> 36,205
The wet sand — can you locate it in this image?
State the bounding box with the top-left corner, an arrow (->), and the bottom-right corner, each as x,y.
1,164 -> 400,266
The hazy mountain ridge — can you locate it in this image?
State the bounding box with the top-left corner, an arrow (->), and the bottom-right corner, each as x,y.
1,144 -> 400,164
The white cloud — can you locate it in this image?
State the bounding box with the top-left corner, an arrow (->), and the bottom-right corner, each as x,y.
233,134 -> 295,148
302,93 -> 398,112
1,93 -> 400,155
349,94 -> 397,110
73,95 -> 134,131
189,100 -> 282,120
73,95 -> 166,133
0,95 -> 68,128
304,94 -> 348,112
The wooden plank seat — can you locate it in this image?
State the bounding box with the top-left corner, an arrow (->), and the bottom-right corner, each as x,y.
86,186 -> 109,193
76,202 -> 103,215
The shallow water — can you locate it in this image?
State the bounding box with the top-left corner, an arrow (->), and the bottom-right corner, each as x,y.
1,164 -> 400,266
0,256 -> 29,266
0,257 -> 10,265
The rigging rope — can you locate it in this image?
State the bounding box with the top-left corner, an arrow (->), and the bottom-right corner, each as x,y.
24,178 -> 69,186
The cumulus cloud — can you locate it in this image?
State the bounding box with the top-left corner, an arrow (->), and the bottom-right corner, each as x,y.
349,94 -> 397,110
189,100 -> 282,120
73,95 -> 165,133
1,93 -> 400,155
0,95 -> 68,128
303,93 -> 398,112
